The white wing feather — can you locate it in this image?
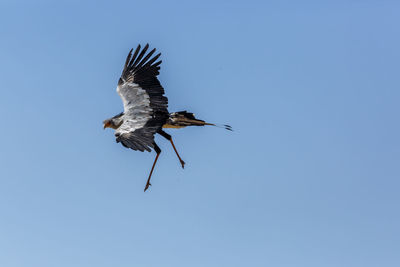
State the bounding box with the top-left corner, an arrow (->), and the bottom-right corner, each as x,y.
116,82 -> 153,135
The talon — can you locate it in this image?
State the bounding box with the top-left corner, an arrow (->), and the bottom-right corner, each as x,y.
144,183 -> 151,192
181,160 -> 185,169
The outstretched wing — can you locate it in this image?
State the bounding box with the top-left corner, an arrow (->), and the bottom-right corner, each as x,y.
115,44 -> 169,152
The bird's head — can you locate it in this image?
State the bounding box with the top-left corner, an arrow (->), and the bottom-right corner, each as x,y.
103,119 -> 120,129
104,113 -> 124,129
103,117 -> 124,129
103,119 -> 112,129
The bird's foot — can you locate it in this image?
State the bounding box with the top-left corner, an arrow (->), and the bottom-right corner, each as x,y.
180,160 -> 185,169
144,182 -> 151,192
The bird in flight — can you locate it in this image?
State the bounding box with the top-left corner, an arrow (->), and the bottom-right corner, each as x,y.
103,44 -> 231,191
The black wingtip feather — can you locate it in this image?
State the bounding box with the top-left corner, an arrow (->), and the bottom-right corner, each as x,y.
124,48 -> 133,68
153,60 -> 162,67
136,48 -> 156,69
127,45 -> 141,69
144,53 -> 161,68
132,44 -> 149,66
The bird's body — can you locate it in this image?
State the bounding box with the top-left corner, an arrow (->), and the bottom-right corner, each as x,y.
103,44 -> 231,191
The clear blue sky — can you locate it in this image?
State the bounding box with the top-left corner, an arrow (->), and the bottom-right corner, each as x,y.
0,1 -> 399,266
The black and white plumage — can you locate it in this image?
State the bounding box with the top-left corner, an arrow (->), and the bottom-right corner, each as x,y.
115,44 -> 168,152
103,44 -> 231,191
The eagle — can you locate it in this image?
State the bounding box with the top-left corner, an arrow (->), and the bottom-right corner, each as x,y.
103,44 -> 231,191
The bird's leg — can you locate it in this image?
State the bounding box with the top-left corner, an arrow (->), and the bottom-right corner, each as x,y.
169,138 -> 185,169
158,130 -> 185,169
144,143 -> 161,192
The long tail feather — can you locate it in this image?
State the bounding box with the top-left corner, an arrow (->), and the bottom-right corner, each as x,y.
204,122 -> 233,131
163,111 -> 232,131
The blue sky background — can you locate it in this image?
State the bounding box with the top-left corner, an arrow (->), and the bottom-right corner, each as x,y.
0,1 -> 399,266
